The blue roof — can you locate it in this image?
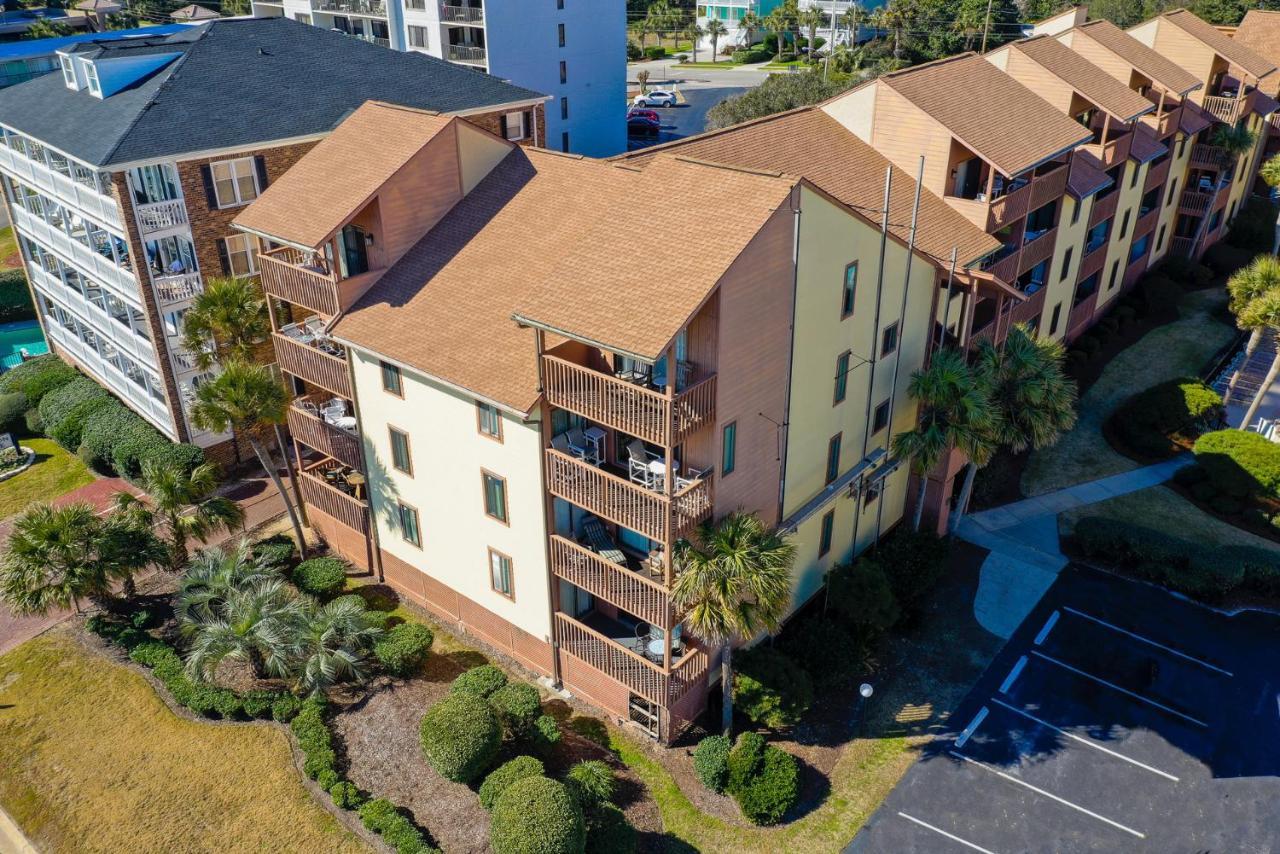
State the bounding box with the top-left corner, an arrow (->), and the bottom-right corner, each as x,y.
0,24 -> 191,62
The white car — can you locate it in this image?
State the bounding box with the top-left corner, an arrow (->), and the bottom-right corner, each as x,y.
632,90 -> 677,108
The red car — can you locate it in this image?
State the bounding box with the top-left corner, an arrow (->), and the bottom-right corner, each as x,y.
627,108 -> 660,123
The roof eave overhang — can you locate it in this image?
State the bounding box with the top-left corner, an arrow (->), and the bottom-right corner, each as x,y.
511,314 -> 661,366
230,223 -> 317,254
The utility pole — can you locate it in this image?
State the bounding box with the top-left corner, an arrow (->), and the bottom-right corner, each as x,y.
980,0 -> 994,53
824,0 -> 837,80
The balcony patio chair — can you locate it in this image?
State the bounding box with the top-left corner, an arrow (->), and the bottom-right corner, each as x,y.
580,517 -> 627,565
304,317 -> 326,337
297,399 -> 319,416
627,439 -> 658,488
565,427 -> 597,464
551,432 -> 578,457
675,465 -> 710,492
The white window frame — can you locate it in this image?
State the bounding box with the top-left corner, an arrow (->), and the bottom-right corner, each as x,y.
82,60 -> 101,97
60,55 -> 75,89
210,157 -> 260,209
223,233 -> 258,277
407,24 -> 429,49
503,111 -> 527,142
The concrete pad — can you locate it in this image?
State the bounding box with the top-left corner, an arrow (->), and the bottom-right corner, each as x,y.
1003,497 -> 1056,522
972,506 -> 1021,530
1036,490 -> 1083,513
974,552 -> 1062,639
1067,481 -> 1116,503
999,515 -> 1064,557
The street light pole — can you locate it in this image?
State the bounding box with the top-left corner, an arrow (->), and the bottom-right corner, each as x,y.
855,682 -> 874,735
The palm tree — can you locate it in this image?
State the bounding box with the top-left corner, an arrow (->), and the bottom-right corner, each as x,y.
183,577 -> 307,681
190,360 -> 306,557
1224,254 -> 1280,407
671,512 -> 795,736
705,18 -> 727,62
0,502 -> 163,614
891,349 -> 997,531
739,10 -> 761,50
176,539 -> 280,628
180,276 -> 270,372
113,459 -> 244,574
685,21 -> 703,62
294,595 -> 383,695
764,7 -> 790,61
1211,124 -> 1256,158
872,0 -> 912,61
1260,154 -> 1280,255
645,1 -> 673,51
798,6 -> 825,63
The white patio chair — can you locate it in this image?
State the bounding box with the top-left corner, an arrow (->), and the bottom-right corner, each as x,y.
675,465 -> 710,492
627,439 -> 657,487
551,433 -> 574,456
566,427 -> 591,461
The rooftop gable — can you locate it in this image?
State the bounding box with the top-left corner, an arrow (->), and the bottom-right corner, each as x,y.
1234,11 -> 1280,73
1160,8 -> 1276,80
1013,35 -> 1154,121
1073,19 -> 1202,95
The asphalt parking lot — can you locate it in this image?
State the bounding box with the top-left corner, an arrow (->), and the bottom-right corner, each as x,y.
625,86 -> 749,151
847,565 -> 1280,853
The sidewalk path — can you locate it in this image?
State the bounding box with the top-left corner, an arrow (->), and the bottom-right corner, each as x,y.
956,455 -> 1191,638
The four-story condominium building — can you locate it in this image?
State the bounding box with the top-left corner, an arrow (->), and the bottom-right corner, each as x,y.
249,0 -> 625,157
0,17 -> 545,459
237,100 -> 951,741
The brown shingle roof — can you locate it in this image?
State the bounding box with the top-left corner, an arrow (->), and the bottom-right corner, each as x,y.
1014,35 -> 1154,121
331,150 -> 795,412
616,107 -> 1001,266
1074,19 -> 1202,95
1161,9 -> 1277,80
1128,125 -> 1167,163
878,53 -> 1093,177
1249,88 -> 1280,118
1179,99 -> 1213,135
1236,11 -> 1280,70
233,102 -> 454,249
1067,150 -> 1111,199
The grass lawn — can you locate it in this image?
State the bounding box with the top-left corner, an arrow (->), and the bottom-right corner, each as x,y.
610,543 -> 1002,852
0,629 -> 368,854
0,226 -> 18,270
0,436 -> 94,520
1022,287 -> 1234,496
1059,484 -> 1280,554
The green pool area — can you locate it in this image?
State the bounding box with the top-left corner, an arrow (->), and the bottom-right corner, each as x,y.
0,320 -> 48,370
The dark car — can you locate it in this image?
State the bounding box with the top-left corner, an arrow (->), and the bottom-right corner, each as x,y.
627,108 -> 660,123
627,114 -> 661,137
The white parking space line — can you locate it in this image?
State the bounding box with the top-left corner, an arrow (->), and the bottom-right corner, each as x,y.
897,812 -> 1002,854
999,656 -> 1028,695
956,706 -> 989,748
989,697 -> 1180,782
1029,650 -> 1209,728
948,751 -> 1146,839
1062,606 -> 1233,677
1034,611 -> 1060,646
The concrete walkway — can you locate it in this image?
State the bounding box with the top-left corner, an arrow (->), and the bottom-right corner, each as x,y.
956,455 -> 1192,638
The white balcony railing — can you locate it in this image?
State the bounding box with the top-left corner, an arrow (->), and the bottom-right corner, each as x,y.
10,204 -> 141,309
152,271 -> 202,305
135,198 -> 188,236
28,266 -> 156,368
441,3 -> 483,22
0,144 -> 121,231
446,44 -> 486,63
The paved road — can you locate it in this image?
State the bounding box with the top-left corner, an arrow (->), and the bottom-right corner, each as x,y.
847,565 -> 1280,852
626,86 -> 750,153
628,57 -> 772,90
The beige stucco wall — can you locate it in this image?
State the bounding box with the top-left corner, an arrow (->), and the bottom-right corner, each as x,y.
1044,192 -> 1094,340
1152,130 -> 1196,264
781,185 -> 932,610
350,348 -> 553,642
1096,157 -> 1150,311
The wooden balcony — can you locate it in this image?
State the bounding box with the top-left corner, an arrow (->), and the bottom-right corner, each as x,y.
273,332 -> 352,398
1189,144 -> 1231,171
986,163 -> 1069,231
1134,207 -> 1159,238
1085,132 -> 1133,170
287,401 -> 362,470
1018,227 -> 1057,274
258,246 -> 340,316
1140,106 -> 1180,138
1009,285 -> 1046,327
135,198 -> 187,236
986,246 -> 1021,284
1088,190 -> 1120,228
541,355 -> 716,447
1201,94 -> 1241,124
1067,290 -> 1099,341
554,612 -> 708,707
299,464 -> 369,535
1169,235 -> 1196,258
1179,190 -> 1214,216
550,535 -> 668,627
545,449 -> 712,544
153,271 -> 201,305
1079,242 -> 1108,283
1144,157 -> 1171,192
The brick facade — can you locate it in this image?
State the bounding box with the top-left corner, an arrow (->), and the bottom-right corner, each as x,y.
462,103 -> 547,149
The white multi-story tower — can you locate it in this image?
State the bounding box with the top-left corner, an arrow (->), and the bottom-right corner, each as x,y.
250,0 -> 626,157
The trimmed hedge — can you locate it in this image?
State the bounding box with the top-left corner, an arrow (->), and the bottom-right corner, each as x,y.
373,622 -> 434,676
877,529 -> 949,617
778,616 -> 859,682
293,557 -> 348,597
450,664 -> 508,698
1157,256 -> 1213,288
1194,429 -> 1280,499
0,269 -> 35,323
585,802 -> 636,854
252,533 -> 298,572
291,697 -> 337,781
419,691 -> 502,783
828,557 -> 901,639
726,731 -> 766,793
143,441 -> 206,478
479,755 -> 545,810
490,681 -> 542,737
731,47 -> 771,63
38,376 -> 112,450
358,799 -> 437,854
734,646 -> 813,728
1203,242 -> 1255,277
735,745 -> 799,825
76,401 -> 132,470
1111,378 -> 1222,459
490,776 -> 586,854
108,419 -> 170,481
693,734 -> 731,792
1073,516 -> 1280,601
0,391 -> 25,434
0,354 -> 77,406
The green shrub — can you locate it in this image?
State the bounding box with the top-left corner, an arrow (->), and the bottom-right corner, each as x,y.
1194,429 -> 1280,498
876,529 -> 949,614
532,714 -> 562,754
734,745 -> 799,825
240,689 -> 278,719
450,664 -> 508,698
584,803 -> 636,854
1098,316 -> 1120,335
359,798 -> 398,832
731,47 -> 771,63
0,269 -> 34,323
827,557 -> 900,639
642,45 -> 667,59
0,354 -> 77,406
419,691 -> 502,783
76,402 -> 133,473
1203,242 -> 1256,276
490,681 -> 542,738
38,377 -> 113,450
211,688 -> 243,719
1191,479 -> 1219,501
109,419 -> 169,481
272,694 -> 303,723
734,646 -> 813,728
1114,305 -> 1137,324
317,768 -> 340,791
490,776 -> 586,854
1211,494 -> 1243,515
1158,256 -> 1213,288
292,556 -> 349,597
23,407 -> 41,434
381,813 -> 433,853
0,391 -> 25,434
330,780 -> 365,809
693,734 -> 732,792
565,760 -> 615,813
291,698 -> 337,781
726,731 -> 766,793
142,441 -> 206,478
1075,334 -> 1102,356
479,755 -> 545,810
253,534 -> 297,572
373,622 -> 433,676
626,42 -> 642,60
778,616 -> 859,681
1226,197 -> 1280,252
1111,377 -> 1222,458
1173,464 -> 1207,486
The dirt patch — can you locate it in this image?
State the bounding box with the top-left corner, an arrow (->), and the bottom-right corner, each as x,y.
1,252 -> 20,271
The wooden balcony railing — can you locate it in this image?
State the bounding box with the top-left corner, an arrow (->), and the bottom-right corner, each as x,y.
273,332 -> 352,398
542,355 -> 716,446
986,246 -> 1021,284
1086,132 -> 1133,170
1189,144 -> 1231,171
545,449 -> 712,543
258,247 -> 340,316
135,198 -> 187,236
299,466 -> 369,534
1134,207 -> 1160,238
287,402 -> 362,470
550,535 -> 668,626
1088,190 -> 1120,228
1079,242 -> 1108,282
1067,290 -> 1099,340
554,612 -> 708,707
1018,227 -> 1057,274
1141,106 -> 1180,138
1144,157 -> 1171,192
1009,286 -> 1046,327
1201,94 -> 1241,124
1179,190 -> 1214,215
1169,235 -> 1196,258
986,163 -> 1068,231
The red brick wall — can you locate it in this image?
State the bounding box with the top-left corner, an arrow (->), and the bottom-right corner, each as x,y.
559,651 -> 632,722
310,505 -> 374,571
463,103 -> 547,148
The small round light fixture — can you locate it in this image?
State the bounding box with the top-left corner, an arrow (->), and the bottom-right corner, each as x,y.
859,683 -> 874,699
